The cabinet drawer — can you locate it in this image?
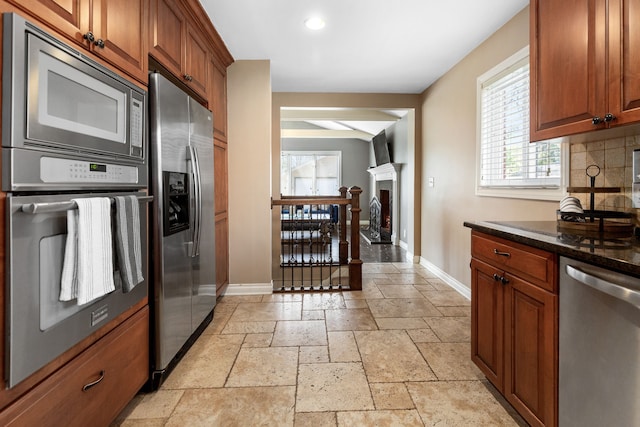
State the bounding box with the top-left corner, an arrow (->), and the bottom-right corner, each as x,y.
471,231 -> 557,292
0,307 -> 149,427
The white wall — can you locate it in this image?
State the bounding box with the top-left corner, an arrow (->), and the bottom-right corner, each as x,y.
420,6 -> 558,289
227,60 -> 272,286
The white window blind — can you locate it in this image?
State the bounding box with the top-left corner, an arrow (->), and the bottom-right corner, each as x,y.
478,49 -> 561,192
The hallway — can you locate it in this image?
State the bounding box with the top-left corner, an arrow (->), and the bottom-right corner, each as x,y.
113,262 -> 525,426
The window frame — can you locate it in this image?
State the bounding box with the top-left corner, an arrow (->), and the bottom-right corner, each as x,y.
280,150 -> 342,196
475,46 -> 567,201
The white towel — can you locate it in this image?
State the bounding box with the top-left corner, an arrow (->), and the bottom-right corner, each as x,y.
59,207 -> 79,301
113,195 -> 144,292
59,197 -> 115,305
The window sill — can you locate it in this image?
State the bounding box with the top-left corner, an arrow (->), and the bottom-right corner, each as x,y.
476,187 -> 566,202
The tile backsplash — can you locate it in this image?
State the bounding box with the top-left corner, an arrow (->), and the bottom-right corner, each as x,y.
569,135 -> 640,212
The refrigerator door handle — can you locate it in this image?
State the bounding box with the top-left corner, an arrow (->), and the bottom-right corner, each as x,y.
187,145 -> 202,257
193,146 -> 203,257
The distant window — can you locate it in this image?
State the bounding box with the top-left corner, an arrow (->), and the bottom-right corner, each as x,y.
281,151 -> 341,196
476,47 -> 565,200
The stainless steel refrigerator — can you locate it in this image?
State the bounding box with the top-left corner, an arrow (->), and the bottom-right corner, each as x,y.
148,72 -> 216,387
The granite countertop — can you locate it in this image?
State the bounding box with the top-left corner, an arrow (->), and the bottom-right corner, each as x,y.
463,220 -> 640,278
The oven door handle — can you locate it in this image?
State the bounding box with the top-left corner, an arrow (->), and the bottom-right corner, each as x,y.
566,265 -> 640,309
21,195 -> 154,214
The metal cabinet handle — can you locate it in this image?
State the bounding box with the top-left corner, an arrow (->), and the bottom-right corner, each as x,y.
82,370 -> 105,392
593,114 -> 616,125
184,74 -> 193,82
83,31 -> 95,42
493,249 -> 511,257
492,273 -> 509,285
94,38 -> 105,49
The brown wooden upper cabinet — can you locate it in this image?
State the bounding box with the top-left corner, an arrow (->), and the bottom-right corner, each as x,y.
531,0 -> 640,141
208,57 -> 228,139
150,0 -> 208,100
7,0 -> 148,83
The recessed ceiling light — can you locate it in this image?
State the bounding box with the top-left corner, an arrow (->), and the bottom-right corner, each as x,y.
305,17 -> 325,30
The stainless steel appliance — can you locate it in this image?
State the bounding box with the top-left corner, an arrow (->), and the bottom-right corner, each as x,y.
3,14 -> 145,180
559,257 -> 640,426
633,148 -> 640,208
2,14 -> 150,387
148,72 -> 216,386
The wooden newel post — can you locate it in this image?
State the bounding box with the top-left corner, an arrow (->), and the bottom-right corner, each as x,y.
338,186 -> 348,265
348,186 -> 362,290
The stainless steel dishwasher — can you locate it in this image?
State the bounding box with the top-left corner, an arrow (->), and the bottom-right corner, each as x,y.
559,257 -> 640,426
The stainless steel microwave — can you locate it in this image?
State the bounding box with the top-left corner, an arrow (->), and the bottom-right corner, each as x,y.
2,13 -> 146,166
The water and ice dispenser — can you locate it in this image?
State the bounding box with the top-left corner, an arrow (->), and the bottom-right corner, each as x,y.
163,171 -> 190,236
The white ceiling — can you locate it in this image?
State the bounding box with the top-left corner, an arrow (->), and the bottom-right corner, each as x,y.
200,0 -> 529,94
200,0 -> 528,140
280,107 -> 407,141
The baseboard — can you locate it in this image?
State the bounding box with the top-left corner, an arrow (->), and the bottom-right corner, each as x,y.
222,283 -> 272,296
398,241 -> 420,264
419,258 -> 471,300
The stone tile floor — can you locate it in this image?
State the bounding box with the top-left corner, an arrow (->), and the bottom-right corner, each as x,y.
112,262 -> 527,426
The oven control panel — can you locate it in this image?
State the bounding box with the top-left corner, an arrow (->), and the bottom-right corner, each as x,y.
40,157 -> 139,183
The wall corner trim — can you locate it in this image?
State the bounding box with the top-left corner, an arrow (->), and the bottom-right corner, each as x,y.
419,258 -> 471,300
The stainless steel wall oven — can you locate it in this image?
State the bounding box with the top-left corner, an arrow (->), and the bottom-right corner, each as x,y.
2,13 -> 150,388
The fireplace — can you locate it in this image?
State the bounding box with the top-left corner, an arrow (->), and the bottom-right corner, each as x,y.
364,163 -> 401,245
369,190 -> 391,240
366,191 -> 392,244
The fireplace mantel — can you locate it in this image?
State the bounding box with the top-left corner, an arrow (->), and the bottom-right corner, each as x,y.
367,163 -> 402,245
367,163 -> 402,181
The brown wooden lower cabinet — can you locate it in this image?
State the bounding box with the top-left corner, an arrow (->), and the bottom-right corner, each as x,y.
470,231 -> 558,427
215,214 -> 229,296
0,306 -> 149,427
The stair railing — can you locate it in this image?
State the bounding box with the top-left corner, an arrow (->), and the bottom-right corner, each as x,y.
271,186 -> 362,291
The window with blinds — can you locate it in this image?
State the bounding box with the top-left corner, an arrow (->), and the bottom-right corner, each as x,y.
281,151 -> 341,196
477,47 -> 563,199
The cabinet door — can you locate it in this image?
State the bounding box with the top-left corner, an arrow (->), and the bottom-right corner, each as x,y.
6,0 -> 89,45
209,58 -> 228,139
184,23 -> 209,99
214,140 -> 229,295
92,0 -> 148,83
608,0 -> 640,125
470,258 -> 504,391
0,307 -> 149,426
504,275 -> 557,427
530,0 -> 607,141
149,0 -> 186,79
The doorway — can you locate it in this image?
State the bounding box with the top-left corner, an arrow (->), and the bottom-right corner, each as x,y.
273,100 -> 420,270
